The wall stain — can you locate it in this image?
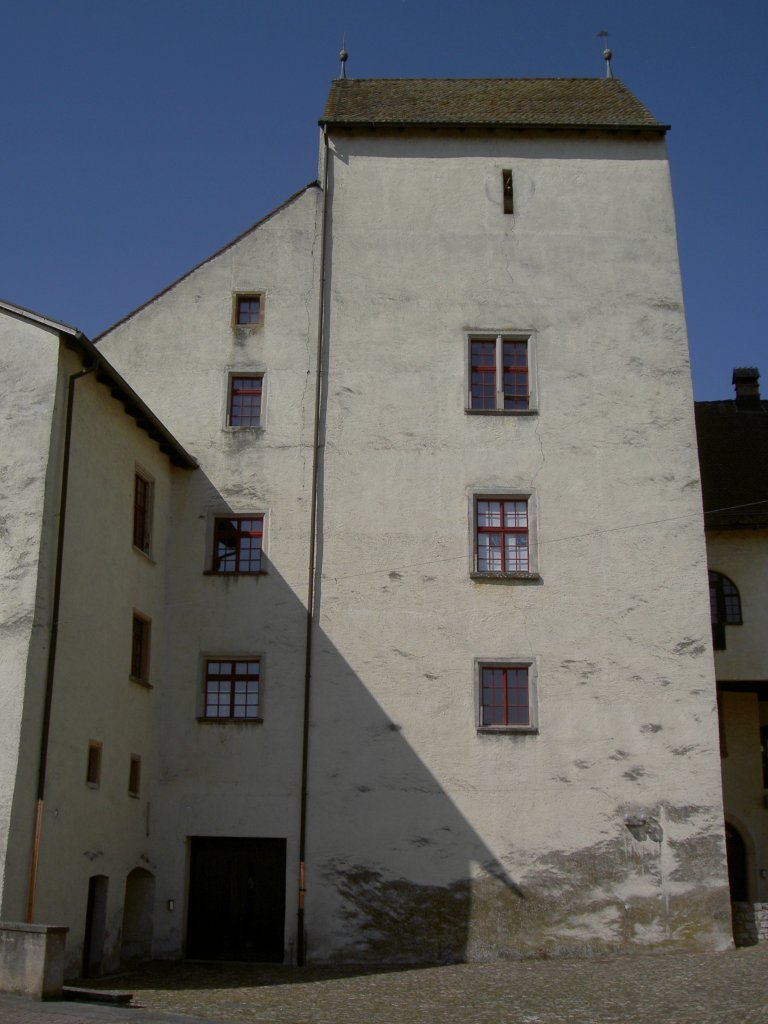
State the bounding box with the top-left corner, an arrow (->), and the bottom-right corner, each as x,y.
320,816 -> 731,962
673,638 -> 706,657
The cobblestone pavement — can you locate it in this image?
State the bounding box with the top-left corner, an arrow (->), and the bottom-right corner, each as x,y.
3,944 -> 768,1024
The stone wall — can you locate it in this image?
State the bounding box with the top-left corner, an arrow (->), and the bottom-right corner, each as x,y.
732,902 -> 768,946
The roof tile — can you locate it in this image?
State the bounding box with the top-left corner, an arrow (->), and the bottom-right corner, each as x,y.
321,78 -> 665,131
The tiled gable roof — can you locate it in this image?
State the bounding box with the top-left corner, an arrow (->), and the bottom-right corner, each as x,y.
695,400 -> 768,528
321,78 -> 666,132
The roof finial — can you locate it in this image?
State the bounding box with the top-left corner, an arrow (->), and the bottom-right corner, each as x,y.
597,30 -> 613,78
339,35 -> 348,80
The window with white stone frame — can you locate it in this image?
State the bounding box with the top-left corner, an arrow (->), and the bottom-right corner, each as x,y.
475,659 -> 538,733
471,494 -> 540,580
466,334 -> 536,413
203,658 -> 261,721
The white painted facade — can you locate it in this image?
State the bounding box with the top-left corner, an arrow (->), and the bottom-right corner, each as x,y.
1,78 -> 736,973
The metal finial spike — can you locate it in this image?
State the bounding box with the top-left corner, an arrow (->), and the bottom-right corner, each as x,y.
339,34 -> 348,79
597,30 -> 613,78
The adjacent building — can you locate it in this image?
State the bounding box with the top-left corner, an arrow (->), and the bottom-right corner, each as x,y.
1,76 -> 735,976
696,368 -> 768,945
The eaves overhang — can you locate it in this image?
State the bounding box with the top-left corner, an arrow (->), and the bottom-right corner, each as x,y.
320,119 -> 669,135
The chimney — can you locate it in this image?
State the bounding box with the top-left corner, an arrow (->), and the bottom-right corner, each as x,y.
732,367 -> 761,411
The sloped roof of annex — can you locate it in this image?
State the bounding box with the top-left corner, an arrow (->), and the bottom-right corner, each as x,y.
0,298 -> 196,469
93,181 -> 321,342
320,77 -> 668,133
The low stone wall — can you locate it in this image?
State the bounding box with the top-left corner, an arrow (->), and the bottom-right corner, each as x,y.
0,922 -> 69,999
731,902 -> 768,946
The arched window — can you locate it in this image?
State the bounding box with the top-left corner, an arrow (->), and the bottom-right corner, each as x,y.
709,571 -> 742,650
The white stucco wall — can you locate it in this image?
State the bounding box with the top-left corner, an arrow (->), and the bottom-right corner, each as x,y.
301,128 -> 730,959
0,313 -> 62,914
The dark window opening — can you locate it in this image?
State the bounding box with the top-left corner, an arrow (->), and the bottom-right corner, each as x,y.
709,571 -> 742,650
86,741 -> 102,787
128,755 -> 141,797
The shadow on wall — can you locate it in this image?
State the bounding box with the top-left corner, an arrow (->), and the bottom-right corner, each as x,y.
250,558 -> 729,963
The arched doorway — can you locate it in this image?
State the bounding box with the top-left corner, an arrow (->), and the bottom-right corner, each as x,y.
121,868 -> 155,964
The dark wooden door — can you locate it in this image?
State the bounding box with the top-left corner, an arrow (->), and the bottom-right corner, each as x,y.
187,837 -> 286,962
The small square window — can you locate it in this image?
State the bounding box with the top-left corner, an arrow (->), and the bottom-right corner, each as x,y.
133,471 -> 153,555
204,659 -> 261,720
128,755 -> 141,798
473,497 -> 538,578
476,661 -> 537,732
86,741 -> 102,788
467,335 -> 532,413
233,293 -> 263,327
211,516 -> 264,574
130,613 -> 151,685
228,375 -> 263,428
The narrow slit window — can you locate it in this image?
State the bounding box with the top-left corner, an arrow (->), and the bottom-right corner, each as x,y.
86,741 -> 102,788
133,472 -> 153,555
128,755 -> 141,797
502,169 -> 514,214
130,613 -> 151,685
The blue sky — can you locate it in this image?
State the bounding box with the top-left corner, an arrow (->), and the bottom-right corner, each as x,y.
1,0 -> 765,399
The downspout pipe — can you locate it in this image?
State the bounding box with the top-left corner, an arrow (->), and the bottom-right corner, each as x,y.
26,359 -> 94,922
297,130 -> 331,965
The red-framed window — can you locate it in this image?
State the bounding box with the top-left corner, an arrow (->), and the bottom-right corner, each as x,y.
130,613 -> 151,684
469,337 -> 529,411
475,499 -> 529,573
229,375 -> 263,427
133,472 -> 152,554
204,659 -> 261,719
709,570 -> 742,650
234,294 -> 262,326
212,516 -> 264,573
480,665 -> 530,727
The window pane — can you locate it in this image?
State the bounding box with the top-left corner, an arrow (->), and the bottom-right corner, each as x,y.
502,341 -> 529,410
470,341 -> 497,409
